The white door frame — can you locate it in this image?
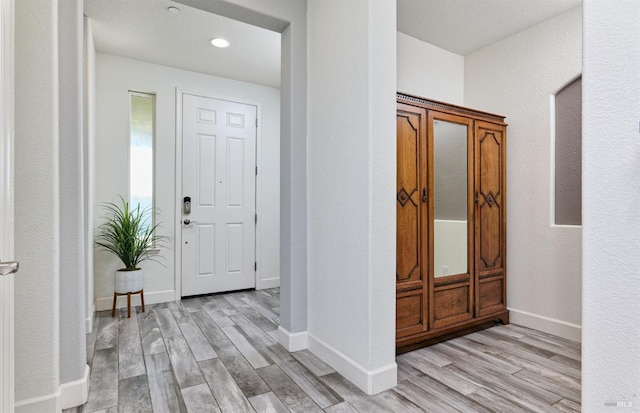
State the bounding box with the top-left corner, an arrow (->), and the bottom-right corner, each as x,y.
174,89 -> 262,299
0,0 -> 15,410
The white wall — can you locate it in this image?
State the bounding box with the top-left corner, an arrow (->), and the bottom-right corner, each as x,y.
583,0 -> 640,408
397,32 -> 464,105
83,17 -> 96,332
94,53 -> 280,309
307,0 -> 396,395
465,7 -> 582,341
14,0 -> 61,410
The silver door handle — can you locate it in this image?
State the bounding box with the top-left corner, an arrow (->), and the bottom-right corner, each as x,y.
0,261 -> 19,276
183,219 -> 197,225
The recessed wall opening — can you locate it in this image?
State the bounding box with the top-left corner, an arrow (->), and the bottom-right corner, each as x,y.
554,76 -> 582,226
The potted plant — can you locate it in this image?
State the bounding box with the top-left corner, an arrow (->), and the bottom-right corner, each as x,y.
95,196 -> 168,297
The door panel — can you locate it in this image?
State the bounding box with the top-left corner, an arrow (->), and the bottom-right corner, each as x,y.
475,121 -> 507,315
396,103 -> 428,338
182,93 -> 256,296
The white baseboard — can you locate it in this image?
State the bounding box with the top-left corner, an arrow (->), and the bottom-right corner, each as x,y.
61,365 -> 90,409
508,307 -> 582,342
278,326 -> 308,352
307,333 -> 397,395
85,302 -> 95,333
95,290 -> 177,312
256,277 -> 280,290
15,389 -> 61,413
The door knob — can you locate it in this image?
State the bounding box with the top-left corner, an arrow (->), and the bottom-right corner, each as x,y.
0,260 -> 19,276
184,219 -> 197,225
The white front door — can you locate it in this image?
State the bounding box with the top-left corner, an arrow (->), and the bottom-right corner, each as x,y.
0,0 -> 14,410
181,93 -> 257,297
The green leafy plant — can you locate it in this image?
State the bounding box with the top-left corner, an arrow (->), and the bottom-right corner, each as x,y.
95,196 -> 168,270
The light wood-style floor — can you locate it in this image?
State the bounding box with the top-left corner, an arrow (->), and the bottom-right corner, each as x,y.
67,288 -> 581,412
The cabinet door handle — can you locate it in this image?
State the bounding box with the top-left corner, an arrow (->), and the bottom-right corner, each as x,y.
422,188 -> 428,202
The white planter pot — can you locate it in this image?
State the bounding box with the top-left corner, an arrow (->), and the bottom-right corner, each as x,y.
115,268 -> 144,293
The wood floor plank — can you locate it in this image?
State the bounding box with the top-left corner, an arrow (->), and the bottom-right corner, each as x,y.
190,310 -> 229,344
155,308 -> 182,338
181,383 -> 221,413
179,321 -> 218,362
230,313 -> 278,348
399,354 -> 479,395
393,380 -> 458,412
223,294 -> 279,333
78,291 -> 582,413
82,347 -> 119,412
411,373 -> 493,413
291,350 -> 335,377
443,340 -> 523,375
444,363 -> 564,412
202,305 -> 236,328
180,297 -> 205,313
275,359 -> 342,408
241,294 -> 280,324
518,335 -> 581,362
374,388 -> 423,413
467,388 -> 531,413
137,308 -> 166,356
168,301 -> 193,324
323,401 -> 359,413
165,335 -> 206,389
398,344 -> 454,367
258,364 -> 323,413
553,397 -> 582,413
119,314 -> 146,379
248,391 -> 291,413
485,346 -> 581,392
118,374 -> 153,413
215,353 -> 272,398
507,324 -> 581,351
469,331 -> 582,381
95,314 -> 119,350
199,358 -> 256,413
221,325 -> 272,369
320,373 -> 390,413
205,295 -> 240,316
514,368 -> 581,402
145,352 -> 181,413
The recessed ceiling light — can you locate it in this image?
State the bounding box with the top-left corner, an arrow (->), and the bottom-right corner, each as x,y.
167,6 -> 181,14
210,38 -> 230,48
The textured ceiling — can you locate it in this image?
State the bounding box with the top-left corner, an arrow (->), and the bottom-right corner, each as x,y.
397,0 -> 581,55
85,0 -> 582,89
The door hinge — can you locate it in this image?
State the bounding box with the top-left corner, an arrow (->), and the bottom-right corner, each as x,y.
255,118 -> 258,127
254,262 -> 257,271
255,166 -> 258,175
255,214 -> 257,224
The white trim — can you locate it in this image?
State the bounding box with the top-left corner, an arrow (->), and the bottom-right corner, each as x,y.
85,301 -> 95,333
256,277 -> 280,290
306,333 -> 397,395
508,307 -> 582,343
0,0 -> 14,411
95,289 -> 176,312
60,364 -> 90,409
15,389 -> 61,413
174,89 -> 262,298
277,326 -> 307,351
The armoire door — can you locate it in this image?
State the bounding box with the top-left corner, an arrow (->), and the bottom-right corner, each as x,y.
475,120 -> 507,316
396,103 -> 428,338
429,112 -> 474,329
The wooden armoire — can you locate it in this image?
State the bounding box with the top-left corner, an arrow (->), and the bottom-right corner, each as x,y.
396,92 -> 508,353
